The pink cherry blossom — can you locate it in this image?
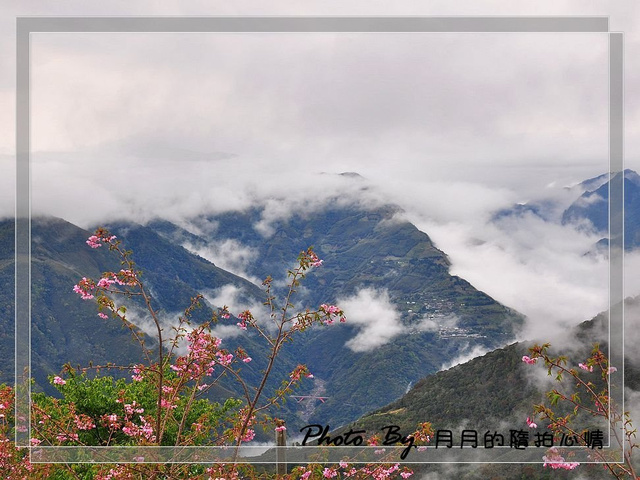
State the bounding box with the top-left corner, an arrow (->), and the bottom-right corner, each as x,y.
131,365 -> 144,382
160,398 -> 177,409
526,417 -> 537,428
308,251 -> 324,268
216,352 -> 234,366
75,414 -> 96,430
608,366 -> 617,374
542,447 -> 580,470
73,277 -> 95,300
114,269 -> 137,286
578,363 -> 593,372
522,355 -> 537,365
322,467 -> 337,478
97,277 -> 115,289
86,232 -> 117,249
275,425 -> 286,432
320,304 -> 341,315
86,235 -> 102,248
53,376 -> 66,385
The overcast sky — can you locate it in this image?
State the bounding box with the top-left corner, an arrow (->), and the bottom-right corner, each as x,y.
29,31 -> 610,202
2,0 -> 640,345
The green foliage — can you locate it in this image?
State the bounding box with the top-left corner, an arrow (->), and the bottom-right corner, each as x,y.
32,371 -> 242,447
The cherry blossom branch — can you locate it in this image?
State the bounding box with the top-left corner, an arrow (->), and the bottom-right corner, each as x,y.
526,344 -> 637,478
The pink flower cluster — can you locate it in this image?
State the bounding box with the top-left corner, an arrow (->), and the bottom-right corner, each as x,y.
96,277 -> 116,289
73,277 -> 95,300
56,433 -> 79,442
101,400 -> 155,442
578,362 -> 593,372
217,352 -> 234,366
289,365 -> 314,382
236,310 -> 252,330
319,304 -> 346,324
205,466 -> 240,480
275,425 -> 286,432
542,447 -> 580,470
323,467 -> 338,478
170,330 -> 231,380
526,417 -> 537,429
73,270 -> 138,301
108,269 -> 137,287
131,365 -> 144,382
95,465 -> 128,480
123,401 -> 144,416
74,414 -> 95,430
160,398 -> 177,410
308,251 -> 324,268
86,234 -> 116,249
53,376 -> 66,385
359,463 -> 404,480
102,413 -> 120,430
522,355 -> 537,365
122,415 -> 155,441
229,408 -> 257,444
297,463 -> 412,480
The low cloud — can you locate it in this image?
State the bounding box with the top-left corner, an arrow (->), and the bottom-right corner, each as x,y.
202,284 -> 272,334
440,344 -> 490,371
208,324 -> 247,341
30,151 -> 382,232
406,209 -> 609,343
416,317 -> 439,332
342,172 -> 613,347
183,239 -> 261,285
112,305 -> 184,352
202,284 -> 262,317
338,287 -> 404,352
572,192 -> 606,208
622,294 -> 640,361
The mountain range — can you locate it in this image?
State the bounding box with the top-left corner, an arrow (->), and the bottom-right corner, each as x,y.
494,169 -> 640,252
2,168 -> 634,460
1,199 -> 522,431
313,297 -> 639,479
